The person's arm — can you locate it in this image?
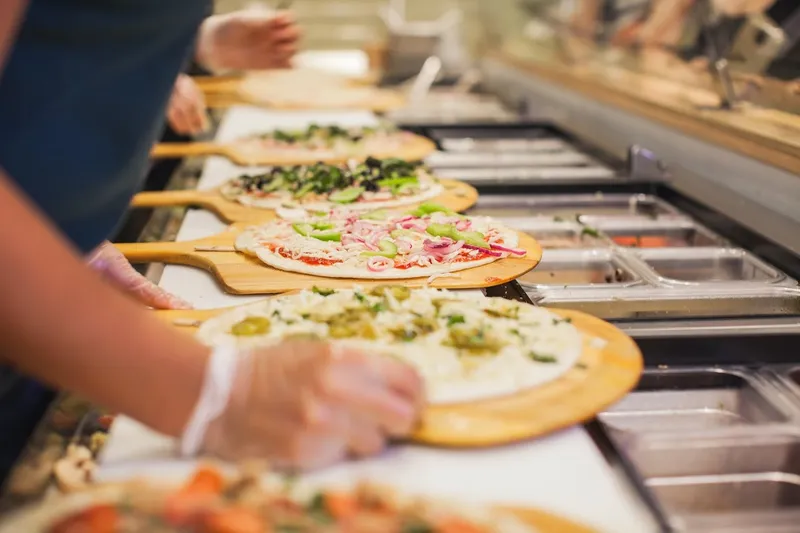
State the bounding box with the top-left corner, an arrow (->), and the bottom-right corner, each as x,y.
0,173 -> 208,437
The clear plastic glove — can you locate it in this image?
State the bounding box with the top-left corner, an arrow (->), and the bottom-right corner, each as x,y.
195,10 -> 301,72
183,341 -> 424,469
86,241 -> 192,310
166,74 -> 210,136
711,0 -> 775,16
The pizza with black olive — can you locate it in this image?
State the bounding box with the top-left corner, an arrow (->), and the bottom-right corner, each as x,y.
219,158 -> 443,212
196,287 -> 584,404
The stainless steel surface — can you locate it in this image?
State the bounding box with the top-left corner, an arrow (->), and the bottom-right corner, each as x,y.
439,137 -> 569,153
600,368 -> 793,437
425,150 -> 594,168
594,220 -> 726,248
519,249 -> 640,287
480,57 -> 800,257
624,430 -> 800,531
531,288 -> 800,320
465,193 -> 681,219
637,248 -> 788,285
498,219 -> 608,249
433,166 -> 616,181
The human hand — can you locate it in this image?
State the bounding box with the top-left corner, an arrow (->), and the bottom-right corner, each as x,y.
86,241 -> 192,310
711,0 -> 776,16
192,341 -> 424,469
196,10 -> 301,72
166,74 -> 210,136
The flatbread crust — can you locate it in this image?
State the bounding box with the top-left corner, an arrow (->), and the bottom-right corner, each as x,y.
234,210 -> 523,280
196,287 -> 583,404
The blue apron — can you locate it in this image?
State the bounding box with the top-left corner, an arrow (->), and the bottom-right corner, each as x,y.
0,0 -> 211,484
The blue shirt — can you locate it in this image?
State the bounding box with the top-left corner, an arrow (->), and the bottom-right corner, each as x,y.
0,0 -> 211,485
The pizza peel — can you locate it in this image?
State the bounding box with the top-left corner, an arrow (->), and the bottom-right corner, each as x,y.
114,225 -> 543,295
155,304 -> 642,448
130,179 -> 479,223
150,134 -> 438,166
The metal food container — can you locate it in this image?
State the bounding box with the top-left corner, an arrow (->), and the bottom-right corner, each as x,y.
434,166 -> 616,182
529,287 -> 800,320
635,248 -> 790,286
518,249 -> 642,288
592,220 -> 726,248
495,219 -> 609,249
425,150 -> 595,168
466,193 -> 683,219
624,430 -> 800,532
599,368 -> 794,438
439,137 -> 570,153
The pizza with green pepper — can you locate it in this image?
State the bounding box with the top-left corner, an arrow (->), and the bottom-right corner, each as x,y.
220,157 -> 444,212
234,204 -> 527,280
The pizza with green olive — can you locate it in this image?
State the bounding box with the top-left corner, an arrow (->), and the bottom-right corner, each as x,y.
196,287 -> 584,404
219,157 -> 443,212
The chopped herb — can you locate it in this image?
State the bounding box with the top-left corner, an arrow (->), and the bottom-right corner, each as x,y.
575,362 -> 588,369
509,328 -> 522,337
581,226 -> 601,238
552,317 -> 572,325
446,315 -> 465,327
312,286 -> 336,297
306,493 -> 332,523
370,302 -> 386,314
553,216 -> 564,222
529,352 -> 557,363
301,313 -> 311,319
401,519 -> 435,533
354,292 -> 367,303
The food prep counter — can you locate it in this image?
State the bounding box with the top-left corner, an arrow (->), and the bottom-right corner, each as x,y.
5,57 -> 800,533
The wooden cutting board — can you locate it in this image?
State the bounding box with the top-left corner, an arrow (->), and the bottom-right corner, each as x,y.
116,225 -> 543,295
130,179 -> 478,223
150,134 -> 437,166
155,304 -> 642,448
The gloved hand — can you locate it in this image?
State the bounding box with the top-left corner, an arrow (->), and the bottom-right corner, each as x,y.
166,74 -> 210,136
195,10 -> 301,72
182,341 -> 424,469
86,241 -> 192,310
711,0 -> 775,16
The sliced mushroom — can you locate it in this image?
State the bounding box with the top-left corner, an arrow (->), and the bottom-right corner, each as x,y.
53,444 -> 96,493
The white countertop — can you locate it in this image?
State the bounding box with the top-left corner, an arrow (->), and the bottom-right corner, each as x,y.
100,106 -> 659,533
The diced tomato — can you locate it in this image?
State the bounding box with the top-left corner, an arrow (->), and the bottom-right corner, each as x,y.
612,236 -> 669,248
50,504 -> 119,533
202,507 -> 267,533
437,518 -> 487,533
164,466 -> 226,526
96,415 -> 116,430
324,492 -> 359,520
178,466 -> 225,496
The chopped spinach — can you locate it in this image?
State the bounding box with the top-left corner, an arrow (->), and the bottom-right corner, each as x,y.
529,352 -> 557,363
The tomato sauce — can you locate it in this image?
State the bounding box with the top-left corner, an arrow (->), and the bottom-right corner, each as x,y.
270,246 -> 342,266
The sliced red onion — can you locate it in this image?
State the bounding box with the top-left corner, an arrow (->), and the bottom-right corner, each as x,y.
395,238 -> 414,254
423,238 -> 463,256
462,243 -> 503,257
396,215 -> 415,223
367,256 -> 393,271
341,234 -> 364,247
399,220 -> 427,232
455,219 -> 471,231
490,243 -> 527,256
